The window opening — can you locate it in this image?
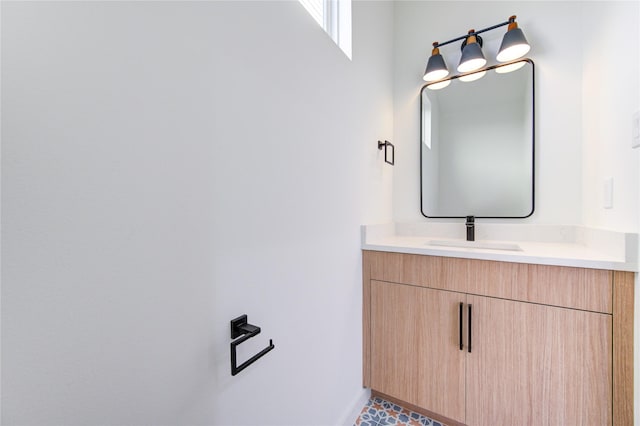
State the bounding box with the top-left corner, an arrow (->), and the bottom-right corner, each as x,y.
299,0 -> 352,59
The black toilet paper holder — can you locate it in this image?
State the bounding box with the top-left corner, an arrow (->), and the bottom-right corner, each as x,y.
230,314 -> 275,376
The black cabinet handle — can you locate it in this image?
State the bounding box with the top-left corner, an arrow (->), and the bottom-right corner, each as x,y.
459,302 -> 464,351
468,304 -> 472,353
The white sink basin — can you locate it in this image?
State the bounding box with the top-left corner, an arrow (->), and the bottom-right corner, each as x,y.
427,239 -> 523,252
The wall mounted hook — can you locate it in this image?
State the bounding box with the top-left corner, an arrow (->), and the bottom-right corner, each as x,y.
378,140 -> 394,165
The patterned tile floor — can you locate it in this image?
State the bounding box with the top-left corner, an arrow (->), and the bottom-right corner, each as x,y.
354,396 -> 446,426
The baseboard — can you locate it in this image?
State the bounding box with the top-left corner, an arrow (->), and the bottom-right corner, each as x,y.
336,388 -> 371,426
371,390 -> 465,426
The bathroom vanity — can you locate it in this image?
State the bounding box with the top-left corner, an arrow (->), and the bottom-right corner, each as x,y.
361,223 -> 637,426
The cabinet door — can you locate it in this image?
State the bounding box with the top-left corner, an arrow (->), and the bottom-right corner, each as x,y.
370,280 -> 466,423
466,295 -> 612,426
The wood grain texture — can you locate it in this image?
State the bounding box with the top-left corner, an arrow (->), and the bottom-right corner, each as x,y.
613,271 -> 634,426
366,251 -> 612,313
362,251 -> 372,388
370,281 -> 466,423
415,287 -> 466,423
465,295 -> 612,426
442,257 -> 527,299
364,251 -> 624,425
522,264 -> 612,313
368,251 -> 442,289
370,280 -> 421,405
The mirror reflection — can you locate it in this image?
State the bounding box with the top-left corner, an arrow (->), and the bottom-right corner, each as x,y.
420,59 -> 534,218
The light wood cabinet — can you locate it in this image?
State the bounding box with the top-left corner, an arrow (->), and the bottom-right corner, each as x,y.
465,294 -> 611,426
371,280 -> 465,422
363,250 -> 633,426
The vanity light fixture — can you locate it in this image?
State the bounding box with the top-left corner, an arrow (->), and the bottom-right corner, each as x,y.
494,60 -> 527,74
458,70 -> 486,82
458,30 -> 486,73
423,42 -> 449,82
422,15 -> 530,82
496,16 -> 531,62
426,79 -> 451,90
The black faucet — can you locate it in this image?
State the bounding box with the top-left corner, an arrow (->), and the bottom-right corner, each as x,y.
466,216 -> 475,241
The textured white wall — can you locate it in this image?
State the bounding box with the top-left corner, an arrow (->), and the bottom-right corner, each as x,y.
1,1 -> 394,424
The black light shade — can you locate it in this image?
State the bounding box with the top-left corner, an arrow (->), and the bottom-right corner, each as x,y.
457,33 -> 486,73
497,17 -> 530,62
422,16 -> 532,83
423,44 -> 449,82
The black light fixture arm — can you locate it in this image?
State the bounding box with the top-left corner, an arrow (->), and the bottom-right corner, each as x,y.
432,17 -> 514,49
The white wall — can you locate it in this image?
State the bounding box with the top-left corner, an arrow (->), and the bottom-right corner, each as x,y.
1,1 -> 394,424
395,0 -> 639,227
581,1 -> 640,232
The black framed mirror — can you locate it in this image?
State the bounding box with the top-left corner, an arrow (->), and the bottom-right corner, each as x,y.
420,59 -> 535,218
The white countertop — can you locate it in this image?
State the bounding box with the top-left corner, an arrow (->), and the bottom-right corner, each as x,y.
362,223 -> 639,272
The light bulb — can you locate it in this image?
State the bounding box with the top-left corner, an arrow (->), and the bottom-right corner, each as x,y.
427,79 -> 451,90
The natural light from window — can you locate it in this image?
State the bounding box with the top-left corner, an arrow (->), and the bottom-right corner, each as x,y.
299,0 -> 352,59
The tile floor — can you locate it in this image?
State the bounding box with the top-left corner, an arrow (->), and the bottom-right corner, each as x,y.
354,396 -> 446,426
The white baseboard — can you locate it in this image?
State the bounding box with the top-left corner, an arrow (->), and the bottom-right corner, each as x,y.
336,388 -> 371,426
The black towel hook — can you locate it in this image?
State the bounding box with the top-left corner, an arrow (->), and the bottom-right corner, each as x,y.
230,314 -> 275,376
